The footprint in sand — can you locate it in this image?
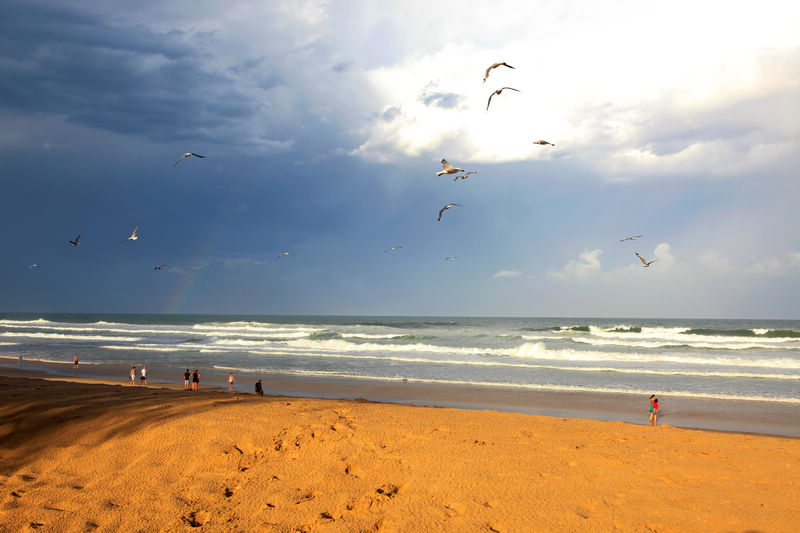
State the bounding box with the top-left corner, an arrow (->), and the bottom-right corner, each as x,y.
182,510 -> 210,527
376,483 -> 409,499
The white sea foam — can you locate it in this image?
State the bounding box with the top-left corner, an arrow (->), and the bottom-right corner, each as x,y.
98,338 -> 800,373
0,331 -> 143,342
557,326 -> 800,349
569,336 -> 797,351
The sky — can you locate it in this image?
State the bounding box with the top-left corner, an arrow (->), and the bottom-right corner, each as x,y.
1,0 -> 799,318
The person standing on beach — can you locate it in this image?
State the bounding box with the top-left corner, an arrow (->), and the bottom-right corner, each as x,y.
650,397 -> 659,426
129,366 -> 136,385
73,354 -> 79,375
192,369 -> 199,391
184,369 -> 191,390
140,365 -> 148,386
228,372 -> 236,392
255,379 -> 263,396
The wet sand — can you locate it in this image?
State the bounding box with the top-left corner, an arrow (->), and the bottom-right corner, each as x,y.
1,372 -> 799,532
3,357 -> 799,437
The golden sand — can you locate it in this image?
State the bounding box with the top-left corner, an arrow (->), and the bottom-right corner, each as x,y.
1,375 -> 798,532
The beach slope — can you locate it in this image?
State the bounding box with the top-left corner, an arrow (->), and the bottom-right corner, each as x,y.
1,375 -> 798,532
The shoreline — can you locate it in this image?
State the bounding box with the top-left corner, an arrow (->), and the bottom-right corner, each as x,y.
3,356 -> 799,438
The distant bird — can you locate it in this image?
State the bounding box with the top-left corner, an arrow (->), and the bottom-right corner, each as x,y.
69,234 -> 81,246
620,235 -> 644,242
174,152 -> 206,166
154,264 -> 167,271
438,203 -> 462,222
444,257 -> 458,261
532,140 -> 555,146
486,87 -> 520,111
122,226 -> 139,242
453,171 -> 479,182
635,252 -> 657,267
483,62 -> 515,83
384,246 -> 403,253
437,159 -> 464,176
28,264 -> 39,270
278,251 -> 295,258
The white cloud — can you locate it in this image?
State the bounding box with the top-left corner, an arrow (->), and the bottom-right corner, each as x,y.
349,1 -> 800,178
651,243 -> 676,270
745,251 -> 800,276
547,249 -> 603,283
492,270 -> 522,279
697,250 -> 732,275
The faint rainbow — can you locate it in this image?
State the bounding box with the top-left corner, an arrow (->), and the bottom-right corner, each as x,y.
164,216 -> 225,314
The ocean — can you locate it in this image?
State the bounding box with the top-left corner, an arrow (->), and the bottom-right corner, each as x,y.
1,313 -> 799,405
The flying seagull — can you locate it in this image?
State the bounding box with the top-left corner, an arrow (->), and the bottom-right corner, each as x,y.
174,152 -> 206,166
28,264 -> 40,270
69,234 -> 81,246
437,159 -> 464,176
532,140 -> 555,146
154,264 -> 167,271
438,203 -> 462,222
444,257 -> 458,261
486,87 -> 520,111
453,171 -> 479,182
122,226 -> 139,242
635,252 -> 657,267
620,235 -> 644,242
483,62 -> 515,83
384,246 -> 403,253
278,251 -> 295,258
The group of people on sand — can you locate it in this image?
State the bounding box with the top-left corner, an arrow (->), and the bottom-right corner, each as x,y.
183,370 -> 262,395
183,369 -> 200,390
129,365 -> 148,385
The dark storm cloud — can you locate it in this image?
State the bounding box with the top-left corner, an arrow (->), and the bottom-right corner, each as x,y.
0,2 -> 275,143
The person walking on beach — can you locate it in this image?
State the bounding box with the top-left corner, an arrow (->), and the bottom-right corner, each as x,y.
650,396 -> 659,426
191,369 -> 199,391
228,372 -> 236,392
129,366 -> 136,385
140,365 -> 148,386
73,354 -> 79,375
255,379 -> 263,396
184,369 -> 191,390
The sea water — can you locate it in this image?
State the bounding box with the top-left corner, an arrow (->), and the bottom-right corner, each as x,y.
1,313 -> 798,404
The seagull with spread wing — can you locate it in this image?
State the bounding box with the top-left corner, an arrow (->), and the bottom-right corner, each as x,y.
384,246 -> 403,253
438,203 -> 462,222
69,234 -> 81,246
174,152 -> 206,166
154,264 -> 167,271
532,140 -> 555,146
620,235 -> 644,242
278,251 -> 295,258
444,257 -> 458,261
28,264 -> 40,270
453,171 -> 479,181
437,159 -> 464,176
483,62 -> 515,83
122,226 -> 139,242
486,87 -> 520,111
635,252 -> 657,267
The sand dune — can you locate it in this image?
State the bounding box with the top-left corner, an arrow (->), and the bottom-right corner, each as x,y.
1,374 -> 798,532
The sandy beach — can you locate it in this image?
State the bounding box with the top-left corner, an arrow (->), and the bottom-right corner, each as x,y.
1,371 -> 799,532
